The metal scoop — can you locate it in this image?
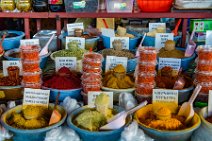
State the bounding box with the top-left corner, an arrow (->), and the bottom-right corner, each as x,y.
39,33 -> 55,56
178,84 -> 202,124
100,100 -> 147,130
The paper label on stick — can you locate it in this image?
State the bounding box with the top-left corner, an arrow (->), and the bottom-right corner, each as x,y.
55,57 -> 77,71
110,37 -> 129,50
23,88 -> 50,107
67,23 -> 84,36
208,90 -> 212,116
158,58 -> 181,76
3,60 -> 22,76
206,30 -> 212,45
153,89 -> 178,104
105,56 -> 128,72
87,91 -> 113,108
101,28 -> 115,37
20,39 -> 40,46
65,37 -> 85,49
155,33 -> 174,50
149,23 -> 166,32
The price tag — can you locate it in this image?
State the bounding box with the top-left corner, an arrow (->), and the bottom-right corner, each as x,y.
65,37 -> 85,49
206,30 -> 212,45
101,28 -> 115,37
3,60 -> 22,76
55,57 -> 77,71
105,56 -> 128,72
110,37 -> 129,50
155,33 -> 174,50
20,39 -> 40,46
153,89 -> 178,104
67,23 -> 84,36
149,23 -> 166,32
23,88 -> 50,108
88,91 -> 113,108
158,58 -> 181,76
209,91 -> 212,116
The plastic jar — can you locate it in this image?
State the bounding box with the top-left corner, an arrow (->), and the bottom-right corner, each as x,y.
81,72 -> 102,84
135,83 -> 154,95
194,80 -> 212,95
48,0 -> 64,12
196,71 -> 212,83
22,70 -> 41,83
0,0 -> 16,12
138,47 -> 157,62
20,45 -> 40,61
16,0 -> 32,12
83,52 -> 103,67
22,81 -> 42,89
138,61 -> 156,73
136,72 -> 155,84
197,60 -> 212,72
22,60 -> 40,72
82,65 -> 102,73
82,83 -> 101,93
33,0 -> 48,12
197,45 -> 212,61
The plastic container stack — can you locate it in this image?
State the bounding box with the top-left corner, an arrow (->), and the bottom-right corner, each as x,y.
81,52 -> 103,103
195,45 -> 212,102
20,45 -> 42,89
135,47 -> 157,103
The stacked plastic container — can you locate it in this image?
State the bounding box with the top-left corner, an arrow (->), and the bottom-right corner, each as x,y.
81,52 -> 103,103
135,47 -> 157,103
195,45 -> 212,101
21,45 -> 42,89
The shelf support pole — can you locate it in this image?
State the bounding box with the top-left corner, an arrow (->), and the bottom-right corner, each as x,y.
182,18 -> 188,48
56,15 -> 61,50
36,19 -> 41,32
24,18 -> 30,39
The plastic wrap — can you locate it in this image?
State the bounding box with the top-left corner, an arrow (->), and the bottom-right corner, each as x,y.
119,92 -> 137,110
120,121 -> 154,141
45,126 -> 81,141
191,125 -> 211,141
61,97 -> 80,115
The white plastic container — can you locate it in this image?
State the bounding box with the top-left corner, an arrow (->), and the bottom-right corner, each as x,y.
106,0 -> 134,13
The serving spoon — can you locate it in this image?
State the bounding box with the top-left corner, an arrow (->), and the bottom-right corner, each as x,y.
100,100 -> 147,130
178,84 -> 202,124
39,33 -> 55,56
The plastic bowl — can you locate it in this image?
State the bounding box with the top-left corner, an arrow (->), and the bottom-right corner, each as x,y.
4,48 -> 51,69
198,107 -> 212,136
1,104 -> 67,141
42,86 -> 82,101
0,85 -> 23,101
135,105 -> 201,141
2,31 -> 25,50
67,106 -> 131,141
101,30 -> 141,50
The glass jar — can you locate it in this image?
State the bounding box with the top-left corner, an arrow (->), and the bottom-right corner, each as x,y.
0,0 -> 16,12
16,0 -> 32,12
33,0 -> 48,12
48,0 -> 64,12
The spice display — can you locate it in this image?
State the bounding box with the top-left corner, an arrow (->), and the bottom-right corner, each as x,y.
135,83 -> 154,95
197,60 -> 212,72
82,83 -> 102,93
146,26 -> 166,37
136,102 -> 193,131
101,49 -> 135,59
22,70 -> 41,83
138,47 -> 157,62
73,93 -> 114,131
115,26 -> 135,38
83,52 -> 103,67
196,71 -> 212,83
138,61 -> 156,73
158,40 -> 184,58
103,64 -> 134,89
21,81 -> 42,89
81,72 -> 102,85
20,45 -> 40,61
136,72 -> 155,84
197,45 -> 212,61
43,67 -> 81,90
22,60 -> 40,72
194,81 -> 212,94
7,105 -> 54,129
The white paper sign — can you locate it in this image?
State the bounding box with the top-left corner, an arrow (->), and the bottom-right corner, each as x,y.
149,23 -> 166,32
208,90 -> 212,116
88,91 -> 113,108
158,58 -> 181,71
105,56 -> 128,72
153,89 -> 178,104
65,37 -> 85,49
55,57 -> 77,71
3,60 -> 22,76
155,33 -> 174,49
67,23 -> 84,36
20,39 -> 40,46
101,28 -> 115,37
206,30 -> 212,45
23,88 -> 50,107
110,37 -> 129,50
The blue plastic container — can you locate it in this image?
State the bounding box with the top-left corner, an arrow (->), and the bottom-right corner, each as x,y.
4,48 -> 51,69
101,31 -> 141,50
1,104 -> 67,141
2,31 -> 25,50
42,86 -> 82,101
67,106 -> 131,141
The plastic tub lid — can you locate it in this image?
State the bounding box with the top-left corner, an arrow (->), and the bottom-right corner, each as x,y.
196,45 -> 212,52
139,47 -> 157,54
194,79 -> 212,86
20,45 -> 41,51
197,59 -> 212,66
83,52 -> 103,62
137,71 -> 156,77
135,83 -> 155,88
138,60 -> 157,65
22,69 -> 42,75
195,69 -> 212,76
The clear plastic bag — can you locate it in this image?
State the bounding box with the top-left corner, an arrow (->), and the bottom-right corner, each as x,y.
0,126 -> 13,141
45,126 -> 81,141
119,92 -> 137,110
120,121 -> 154,141
61,97 -> 80,115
